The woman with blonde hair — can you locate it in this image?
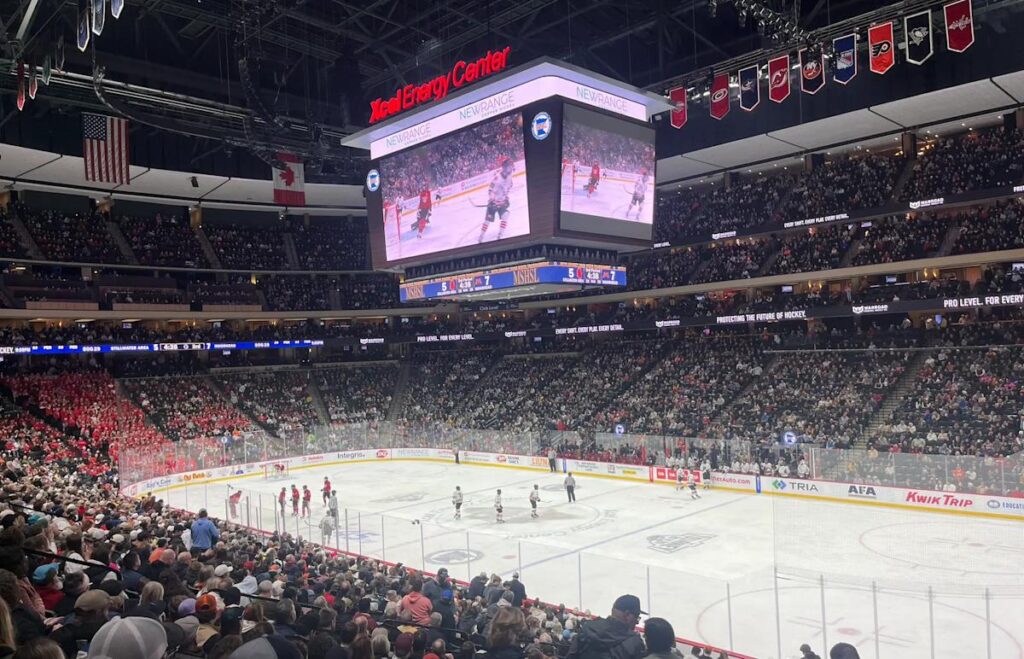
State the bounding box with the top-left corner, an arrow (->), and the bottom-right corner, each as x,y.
485,607 -> 527,659
131,581 -> 166,619
0,598 -> 15,655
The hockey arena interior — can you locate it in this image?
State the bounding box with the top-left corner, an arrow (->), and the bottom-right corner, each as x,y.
0,1 -> 1022,658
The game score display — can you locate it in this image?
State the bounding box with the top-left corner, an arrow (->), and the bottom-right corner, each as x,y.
399,261 -> 627,302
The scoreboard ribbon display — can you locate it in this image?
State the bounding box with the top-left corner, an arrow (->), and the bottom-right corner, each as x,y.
400,261 -> 627,302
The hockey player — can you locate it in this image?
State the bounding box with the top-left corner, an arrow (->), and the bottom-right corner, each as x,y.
701,459 -> 712,490
228,488 -> 242,518
586,162 -> 600,197
675,468 -> 686,492
302,485 -> 312,518
626,168 -> 650,220
278,487 -> 287,521
414,185 -> 432,238
689,477 -> 701,500
328,490 -> 339,524
452,486 -> 464,520
322,477 -> 332,506
529,484 -> 541,519
494,489 -> 504,523
291,484 -> 300,517
479,158 -> 514,244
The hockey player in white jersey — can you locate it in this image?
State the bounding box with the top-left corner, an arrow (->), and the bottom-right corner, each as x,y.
529,484 -> 541,518
625,168 -> 650,220
494,489 -> 504,523
452,486 -> 464,519
479,158 -> 514,244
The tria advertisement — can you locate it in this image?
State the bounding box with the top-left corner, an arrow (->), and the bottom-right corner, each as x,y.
369,47 -> 511,124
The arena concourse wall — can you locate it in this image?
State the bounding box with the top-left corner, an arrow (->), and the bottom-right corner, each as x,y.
121,447 -> 1024,521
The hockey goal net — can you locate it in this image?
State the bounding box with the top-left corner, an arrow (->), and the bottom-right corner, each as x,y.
263,463 -> 290,480
560,161 -> 576,197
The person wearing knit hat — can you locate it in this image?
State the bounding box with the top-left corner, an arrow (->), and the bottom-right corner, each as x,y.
393,632 -> 415,659
87,616 -> 176,659
228,634 -> 303,659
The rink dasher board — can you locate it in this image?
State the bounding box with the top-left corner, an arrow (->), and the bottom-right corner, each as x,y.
121,449 -> 1024,521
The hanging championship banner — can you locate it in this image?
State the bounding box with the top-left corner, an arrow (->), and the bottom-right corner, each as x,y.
91,0 -> 105,36
111,0 -> 124,19
904,10 -> 934,65
77,0 -> 90,52
28,66 -> 38,100
738,66 -> 759,111
56,37 -> 66,70
669,86 -> 687,129
42,56 -> 52,85
868,22 -> 895,74
710,73 -> 730,120
16,62 -> 25,111
799,48 -> 825,94
832,34 -> 857,84
944,0 -> 974,53
768,55 -> 790,103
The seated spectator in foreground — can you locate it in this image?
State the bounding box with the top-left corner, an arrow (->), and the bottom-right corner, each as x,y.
565,595 -> 646,659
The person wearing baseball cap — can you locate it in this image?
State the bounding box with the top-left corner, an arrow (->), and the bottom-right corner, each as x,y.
564,595 -> 646,659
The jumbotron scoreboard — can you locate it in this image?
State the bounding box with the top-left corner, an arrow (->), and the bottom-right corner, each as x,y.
341,57 -> 671,301
400,261 -> 627,302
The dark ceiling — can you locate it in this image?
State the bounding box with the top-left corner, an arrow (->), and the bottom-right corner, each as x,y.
0,0 -> 1018,182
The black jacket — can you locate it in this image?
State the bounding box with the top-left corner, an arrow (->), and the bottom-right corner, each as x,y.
507,579 -> 526,607
565,617 -> 645,659
468,576 -> 488,600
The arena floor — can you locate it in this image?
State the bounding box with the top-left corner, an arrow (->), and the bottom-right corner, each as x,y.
164,461 -> 1024,659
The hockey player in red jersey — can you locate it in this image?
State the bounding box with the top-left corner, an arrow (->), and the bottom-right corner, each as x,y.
290,484 -> 300,516
414,186 -> 432,238
586,162 -> 600,197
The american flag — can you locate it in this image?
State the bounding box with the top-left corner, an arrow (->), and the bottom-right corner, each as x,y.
82,113 -> 130,184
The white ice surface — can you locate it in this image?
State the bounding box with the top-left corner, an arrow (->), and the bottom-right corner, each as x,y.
166,461 -> 1024,659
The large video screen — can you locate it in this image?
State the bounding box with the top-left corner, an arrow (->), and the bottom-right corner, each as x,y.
560,104 -> 655,240
378,112 -> 530,263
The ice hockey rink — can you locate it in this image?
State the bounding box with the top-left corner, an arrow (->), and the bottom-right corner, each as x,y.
384,173 -> 530,261
164,460 -> 1024,659
561,174 -> 655,223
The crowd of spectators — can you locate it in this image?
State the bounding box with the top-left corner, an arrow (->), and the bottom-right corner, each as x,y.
712,351 -> 911,448
901,127 -> 1024,200
0,371 -> 172,469
452,355 -> 577,429
783,154 -> 900,218
0,211 -> 29,259
952,199 -> 1024,255
382,114 -> 523,202
766,224 -> 854,276
655,173 -> 792,243
851,213 -> 950,266
871,346 -> 1024,459
562,123 -> 655,175
216,372 -> 322,437
17,208 -> 121,264
263,278 -> 334,312
316,366 -> 397,425
205,225 -> 289,271
398,352 -> 498,425
289,218 -> 368,271
689,239 -> 776,284
122,377 -> 254,444
118,214 -> 208,268
602,338 -> 765,437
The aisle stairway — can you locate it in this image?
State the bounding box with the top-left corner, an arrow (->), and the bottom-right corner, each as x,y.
857,351 -> 930,448
194,227 -> 224,269
386,363 -> 413,422
106,221 -> 139,264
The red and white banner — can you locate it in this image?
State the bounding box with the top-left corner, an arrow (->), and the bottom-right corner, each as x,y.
273,153 -> 306,206
710,73 -> 730,120
799,48 -> 825,94
944,0 -> 975,53
16,62 -> 25,111
768,55 -> 791,103
868,22 -> 896,74
668,86 -> 687,129
82,113 -> 130,184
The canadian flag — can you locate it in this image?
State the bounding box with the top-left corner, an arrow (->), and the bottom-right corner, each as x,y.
273,153 -> 306,206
